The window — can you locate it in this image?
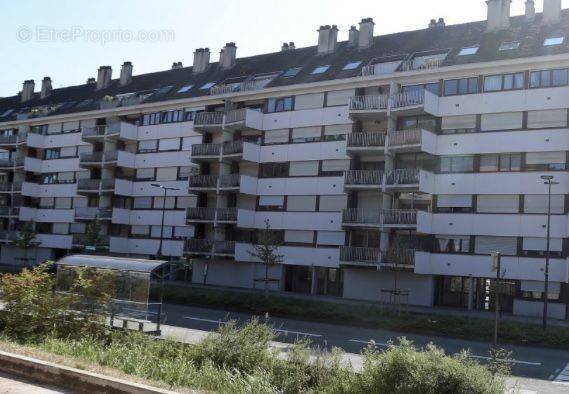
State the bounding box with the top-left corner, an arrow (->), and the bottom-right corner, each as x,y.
527,109 -> 568,128
158,138 -> 180,151
458,46 -> 479,56
524,195 -> 565,214
498,41 -> 520,51
441,115 -> 477,134
342,61 -> 362,70
321,159 -> 350,176
436,195 -> 473,213
311,65 -> 330,75
530,68 -> 569,88
177,85 -> 193,93
435,236 -> 470,253
289,161 -> 319,177
443,77 -> 478,96
266,97 -> 293,113
200,82 -> 216,90
483,73 -> 524,92
284,230 -> 314,244
282,67 -> 302,78
44,149 -> 60,160
161,110 -> 184,123
260,163 -> 288,178
477,195 -> 520,213
295,93 -> 324,110
479,153 -> 521,172
439,156 -> 474,173
138,140 -> 158,153
522,237 -> 563,257
141,113 -> 160,126
525,151 -> 567,171
544,36 -> 564,46
258,196 -> 285,211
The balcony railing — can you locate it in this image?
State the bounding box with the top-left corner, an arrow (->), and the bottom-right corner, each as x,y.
101,179 -> 115,190
343,209 -> 417,227
385,169 -> 420,186
347,132 -> 386,148
388,129 -> 422,147
344,170 -> 382,186
77,179 -> 101,190
225,108 -> 247,124
75,207 -> 112,219
217,208 -> 237,222
382,248 -> 416,267
349,95 -> 389,111
189,175 -> 218,189
0,183 -> 22,192
192,143 -> 221,157
222,141 -> 243,155
104,151 -> 118,162
343,208 -> 382,226
400,57 -> 444,72
219,174 -> 240,188
390,91 -> 424,108
382,210 -> 417,226
185,239 -> 213,253
0,207 -> 19,216
0,158 -> 23,168
82,126 -> 106,138
340,246 -> 382,265
0,134 -> 26,145
214,240 -> 235,255
0,230 -> 18,241
194,112 -> 224,127
79,152 -> 103,163
186,207 -> 216,221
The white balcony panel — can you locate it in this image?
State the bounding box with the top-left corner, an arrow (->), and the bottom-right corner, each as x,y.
419,213 -> 567,238
27,131 -> 85,149
241,142 -> 261,162
424,86 -> 569,117
24,157 -> 80,173
21,182 -> 77,198
36,234 -> 73,249
235,242 -> 339,268
259,141 -> 347,163
115,179 -> 189,197
109,237 -> 159,255
137,122 -> 199,140
239,211 -> 342,231
19,207 -> 75,223
262,107 -> 349,130
415,252 -> 568,283
112,209 -> 187,226
436,129 -> 569,156
434,172 -> 568,195
134,151 -> 191,168
256,176 -> 344,196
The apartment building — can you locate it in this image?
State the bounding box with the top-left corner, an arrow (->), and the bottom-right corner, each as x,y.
0,0 -> 568,319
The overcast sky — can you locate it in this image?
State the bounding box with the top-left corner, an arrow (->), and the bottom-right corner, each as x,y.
1,0 -> 567,97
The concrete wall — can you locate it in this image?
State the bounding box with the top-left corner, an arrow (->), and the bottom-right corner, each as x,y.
513,299 -> 567,320
343,269 -> 435,307
192,259 -> 283,291
0,245 -> 54,268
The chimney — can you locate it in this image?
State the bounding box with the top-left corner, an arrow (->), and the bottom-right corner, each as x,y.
193,48 -> 210,74
171,61 -> 183,69
120,61 -> 133,86
281,42 -> 289,52
429,19 -> 437,28
317,25 -> 339,55
437,18 -> 446,27
96,66 -> 112,90
40,77 -> 52,99
220,42 -> 237,70
543,0 -> 561,24
288,42 -> 296,50
86,77 -> 96,85
348,26 -> 360,47
21,80 -> 35,102
358,18 -> 375,49
486,0 -> 512,32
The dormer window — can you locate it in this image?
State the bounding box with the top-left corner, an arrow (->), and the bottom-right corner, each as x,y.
342,61 -> 362,71
458,46 -> 479,56
311,65 -> 330,75
200,82 -> 216,90
282,67 -> 302,78
498,41 -> 520,51
544,36 -> 564,46
177,85 -> 193,93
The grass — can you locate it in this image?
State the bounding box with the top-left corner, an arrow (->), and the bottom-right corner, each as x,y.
163,284 -> 569,349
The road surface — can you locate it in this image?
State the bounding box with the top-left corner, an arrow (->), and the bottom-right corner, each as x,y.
0,372 -> 71,394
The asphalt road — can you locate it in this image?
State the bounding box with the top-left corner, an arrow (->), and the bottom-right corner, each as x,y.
162,302 -> 569,385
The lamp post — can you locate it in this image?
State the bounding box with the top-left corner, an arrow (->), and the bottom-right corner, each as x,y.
540,175 -> 558,329
151,183 -> 180,259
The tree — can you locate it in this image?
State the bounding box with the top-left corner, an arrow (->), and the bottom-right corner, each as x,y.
11,220 -> 40,269
80,217 -> 105,254
249,220 -> 283,291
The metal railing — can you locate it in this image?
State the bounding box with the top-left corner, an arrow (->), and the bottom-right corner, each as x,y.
82,126 -> 106,138
340,246 -> 382,264
222,141 -> 243,155
217,208 -> 237,222
219,174 -> 240,188
382,210 -> 417,226
209,85 -> 235,95
75,207 -> 112,219
80,152 -> 103,163
344,170 -> 382,186
225,108 -> 247,124
382,248 -> 416,267
0,134 -> 26,145
400,57 -> 444,72
349,95 -> 389,111
385,169 -> 420,186
192,143 -> 221,157
0,183 -> 22,192
186,207 -> 216,221
77,179 -> 100,190
388,129 -> 422,147
194,112 -> 224,127
342,208 -> 382,226
343,209 -> 417,226
214,240 -> 235,254
185,239 -> 212,253
0,158 -> 22,167
101,179 -> 115,190
189,175 -> 218,188
390,91 -> 425,108
347,132 -> 386,148
104,151 -> 118,162
0,206 -> 17,216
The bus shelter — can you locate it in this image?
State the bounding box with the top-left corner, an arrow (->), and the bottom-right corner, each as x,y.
55,255 -> 169,335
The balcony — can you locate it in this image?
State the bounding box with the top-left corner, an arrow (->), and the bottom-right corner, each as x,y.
82,123 -> 138,140
79,152 -> 103,165
0,158 -> 24,169
342,209 -> 417,229
77,178 -> 114,193
0,182 -> 22,193
224,109 -> 263,131
346,132 -> 386,155
348,95 -> 388,119
389,91 -> 425,115
184,239 -> 235,256
75,207 -> 113,220
385,168 -> 419,189
188,175 -> 218,190
0,207 -> 19,217
193,112 -> 224,132
186,207 -> 237,224
381,248 -> 416,271
344,170 -> 382,189
387,128 -> 436,154
0,134 -> 26,147
340,246 -> 382,267
219,174 -> 240,190
191,143 -> 222,160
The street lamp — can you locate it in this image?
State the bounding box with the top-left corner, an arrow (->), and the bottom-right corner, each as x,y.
540,175 -> 558,329
151,183 -> 180,259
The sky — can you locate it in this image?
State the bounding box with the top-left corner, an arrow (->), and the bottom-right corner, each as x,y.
0,0 -> 567,97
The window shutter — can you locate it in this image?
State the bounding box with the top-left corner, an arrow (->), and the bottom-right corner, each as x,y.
284,230 -> 314,243
477,195 -> 519,213
441,115 -> 477,130
522,237 -> 563,252
182,137 -> 194,151
289,161 -> 319,176
52,223 -> 69,234
175,226 -> 193,237
58,172 -> 74,181
259,196 -> 284,206
294,93 -> 325,110
264,129 -> 289,144
159,138 -> 180,151
324,124 -> 350,136
54,197 -> 72,209
319,195 -> 347,211
156,167 -> 178,181
136,168 -> 154,179
62,121 -> 79,131
523,195 -> 564,214
287,196 -> 317,211
70,223 -> 86,233
317,231 -> 345,246
133,197 -> 152,209
326,89 -> 354,106
481,112 -> 523,131
521,280 -> 561,293
475,236 -> 518,255
292,127 -> 321,140
437,195 -> 473,208
525,151 -> 566,165
321,159 -> 350,172
60,146 -> 76,157
139,140 -> 157,151
527,109 -> 568,129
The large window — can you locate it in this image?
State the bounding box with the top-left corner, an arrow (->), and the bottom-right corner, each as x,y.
266,97 -> 293,113
443,77 -> 478,96
479,153 -> 521,172
530,68 -> 569,88
439,156 -> 474,173
483,73 -> 524,92
435,236 -> 470,253
525,151 -> 567,171
260,163 -> 288,178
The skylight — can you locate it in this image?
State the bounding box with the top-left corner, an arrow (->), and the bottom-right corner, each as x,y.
544,36 -> 564,46
498,41 -> 520,51
154,85 -> 173,96
0,109 -> 14,118
311,65 -> 330,75
343,61 -> 362,70
458,46 -> 479,56
282,67 -> 302,78
200,82 -> 216,90
177,85 -> 194,93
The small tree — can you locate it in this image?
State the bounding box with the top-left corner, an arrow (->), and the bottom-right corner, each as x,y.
12,220 -> 40,269
249,219 -> 283,292
81,217 -> 105,254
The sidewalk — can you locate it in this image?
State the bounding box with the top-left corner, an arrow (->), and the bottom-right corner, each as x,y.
166,282 -> 569,328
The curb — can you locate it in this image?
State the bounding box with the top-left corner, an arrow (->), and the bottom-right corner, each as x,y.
0,350 -> 179,393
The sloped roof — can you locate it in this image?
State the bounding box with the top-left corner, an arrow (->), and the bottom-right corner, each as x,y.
1,10 -> 568,123
56,254 -> 168,274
